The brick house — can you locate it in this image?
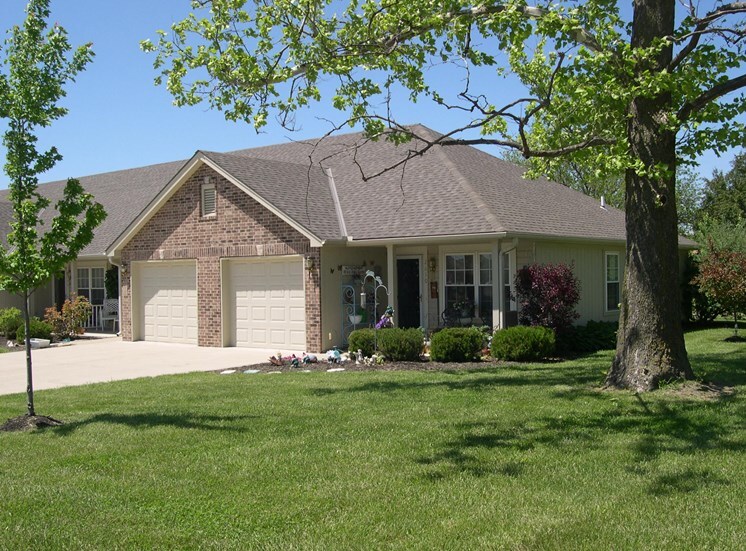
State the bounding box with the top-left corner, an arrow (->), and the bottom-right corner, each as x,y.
0,125 -> 695,352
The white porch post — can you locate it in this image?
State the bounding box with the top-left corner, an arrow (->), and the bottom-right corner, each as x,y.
492,240 -> 501,330
386,244 -> 395,310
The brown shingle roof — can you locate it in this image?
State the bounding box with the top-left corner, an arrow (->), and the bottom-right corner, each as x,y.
228,125 -> 629,241
0,160 -> 185,256
0,124 -> 651,255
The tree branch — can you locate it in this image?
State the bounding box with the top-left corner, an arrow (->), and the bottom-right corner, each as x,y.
668,2 -> 746,71
260,3 -> 603,86
678,73 -> 746,122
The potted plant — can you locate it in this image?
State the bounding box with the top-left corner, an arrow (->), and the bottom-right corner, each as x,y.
349,305 -> 366,325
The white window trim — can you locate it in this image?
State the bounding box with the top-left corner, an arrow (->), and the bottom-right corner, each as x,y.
605,251 -> 621,313
442,252 -> 493,318
76,266 -> 106,305
201,182 -> 217,217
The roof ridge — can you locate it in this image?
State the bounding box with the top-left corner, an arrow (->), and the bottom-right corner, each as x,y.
325,168 -> 347,237
430,141 -> 504,232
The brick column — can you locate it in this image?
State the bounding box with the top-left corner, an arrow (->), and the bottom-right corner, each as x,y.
304,248 -> 322,352
197,257 -> 222,347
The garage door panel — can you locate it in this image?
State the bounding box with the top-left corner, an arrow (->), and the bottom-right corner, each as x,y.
137,262 -> 198,345
229,258 -> 305,349
289,307 -> 305,322
289,331 -> 305,347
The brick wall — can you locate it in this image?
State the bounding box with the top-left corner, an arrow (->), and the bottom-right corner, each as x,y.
120,164 -> 322,349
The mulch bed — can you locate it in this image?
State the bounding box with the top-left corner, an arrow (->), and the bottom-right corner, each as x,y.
0,414 -> 63,433
217,358 -> 500,374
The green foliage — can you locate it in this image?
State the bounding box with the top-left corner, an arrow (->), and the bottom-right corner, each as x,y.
143,1 -> 745,175
349,327 -> 424,361
104,266 -> 119,300
44,295 -> 92,339
16,317 -> 53,342
348,329 -> 376,358
430,327 -> 484,362
491,326 -> 556,362
376,328 -> 424,361
0,307 -> 23,338
556,321 -> 618,356
699,152 -> 746,227
694,216 -> 746,257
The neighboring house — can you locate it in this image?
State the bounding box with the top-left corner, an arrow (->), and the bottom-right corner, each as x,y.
0,124 -> 695,351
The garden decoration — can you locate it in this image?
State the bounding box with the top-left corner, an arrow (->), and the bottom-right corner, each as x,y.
326,347 -> 342,363
376,306 -> 394,329
360,270 -> 391,353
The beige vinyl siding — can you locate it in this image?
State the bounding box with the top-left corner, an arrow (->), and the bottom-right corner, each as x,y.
0,279 -> 54,318
319,245 -> 388,350
533,241 -> 625,323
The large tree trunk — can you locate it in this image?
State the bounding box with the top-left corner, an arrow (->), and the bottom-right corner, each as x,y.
23,290 -> 36,416
606,0 -> 694,391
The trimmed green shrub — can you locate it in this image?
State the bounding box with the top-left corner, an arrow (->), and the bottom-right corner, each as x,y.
430,327 -> 484,362
376,327 -> 424,361
491,326 -> 555,362
349,328 -> 376,357
556,321 -> 618,356
16,318 -> 54,342
0,307 -> 23,337
349,327 -> 424,361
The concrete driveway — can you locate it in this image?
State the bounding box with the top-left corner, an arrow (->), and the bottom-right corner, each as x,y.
0,336 -> 296,396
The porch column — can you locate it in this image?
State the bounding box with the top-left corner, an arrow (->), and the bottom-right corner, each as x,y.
386,244 -> 395,310
492,240 -> 501,330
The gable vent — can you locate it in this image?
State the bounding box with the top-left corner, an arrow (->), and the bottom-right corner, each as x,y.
201,179 -> 217,217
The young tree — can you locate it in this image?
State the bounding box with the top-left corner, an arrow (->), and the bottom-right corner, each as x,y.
695,244 -> 746,339
0,0 -> 106,419
143,1 -> 746,390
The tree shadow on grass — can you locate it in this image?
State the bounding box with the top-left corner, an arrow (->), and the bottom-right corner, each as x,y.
690,352 -> 746,387
312,363 -> 604,397
50,412 -> 259,436
416,393 -> 746,496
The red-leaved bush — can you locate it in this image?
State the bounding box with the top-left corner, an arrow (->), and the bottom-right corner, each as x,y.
694,245 -> 746,336
514,263 -> 581,333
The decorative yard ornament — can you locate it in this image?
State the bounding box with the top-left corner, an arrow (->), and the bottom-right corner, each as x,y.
361,270 -> 391,353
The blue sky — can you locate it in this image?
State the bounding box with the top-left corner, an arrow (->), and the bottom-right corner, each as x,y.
0,0 -> 741,188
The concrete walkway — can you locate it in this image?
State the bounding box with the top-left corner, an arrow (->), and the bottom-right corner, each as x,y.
0,336 -> 298,396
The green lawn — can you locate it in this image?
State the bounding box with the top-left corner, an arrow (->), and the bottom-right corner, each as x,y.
1,328 -> 744,550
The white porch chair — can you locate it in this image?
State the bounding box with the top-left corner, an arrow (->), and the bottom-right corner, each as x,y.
100,298 -> 119,333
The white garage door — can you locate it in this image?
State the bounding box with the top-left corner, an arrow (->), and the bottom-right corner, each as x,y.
137,262 -> 198,345
228,257 -> 305,349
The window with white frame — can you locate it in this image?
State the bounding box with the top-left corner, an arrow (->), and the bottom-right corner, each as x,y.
77,267 -> 105,305
201,181 -> 216,217
445,253 -> 492,320
605,252 -> 620,311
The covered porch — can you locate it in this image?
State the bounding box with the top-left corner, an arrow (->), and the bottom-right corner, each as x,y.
321,237 -> 522,349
